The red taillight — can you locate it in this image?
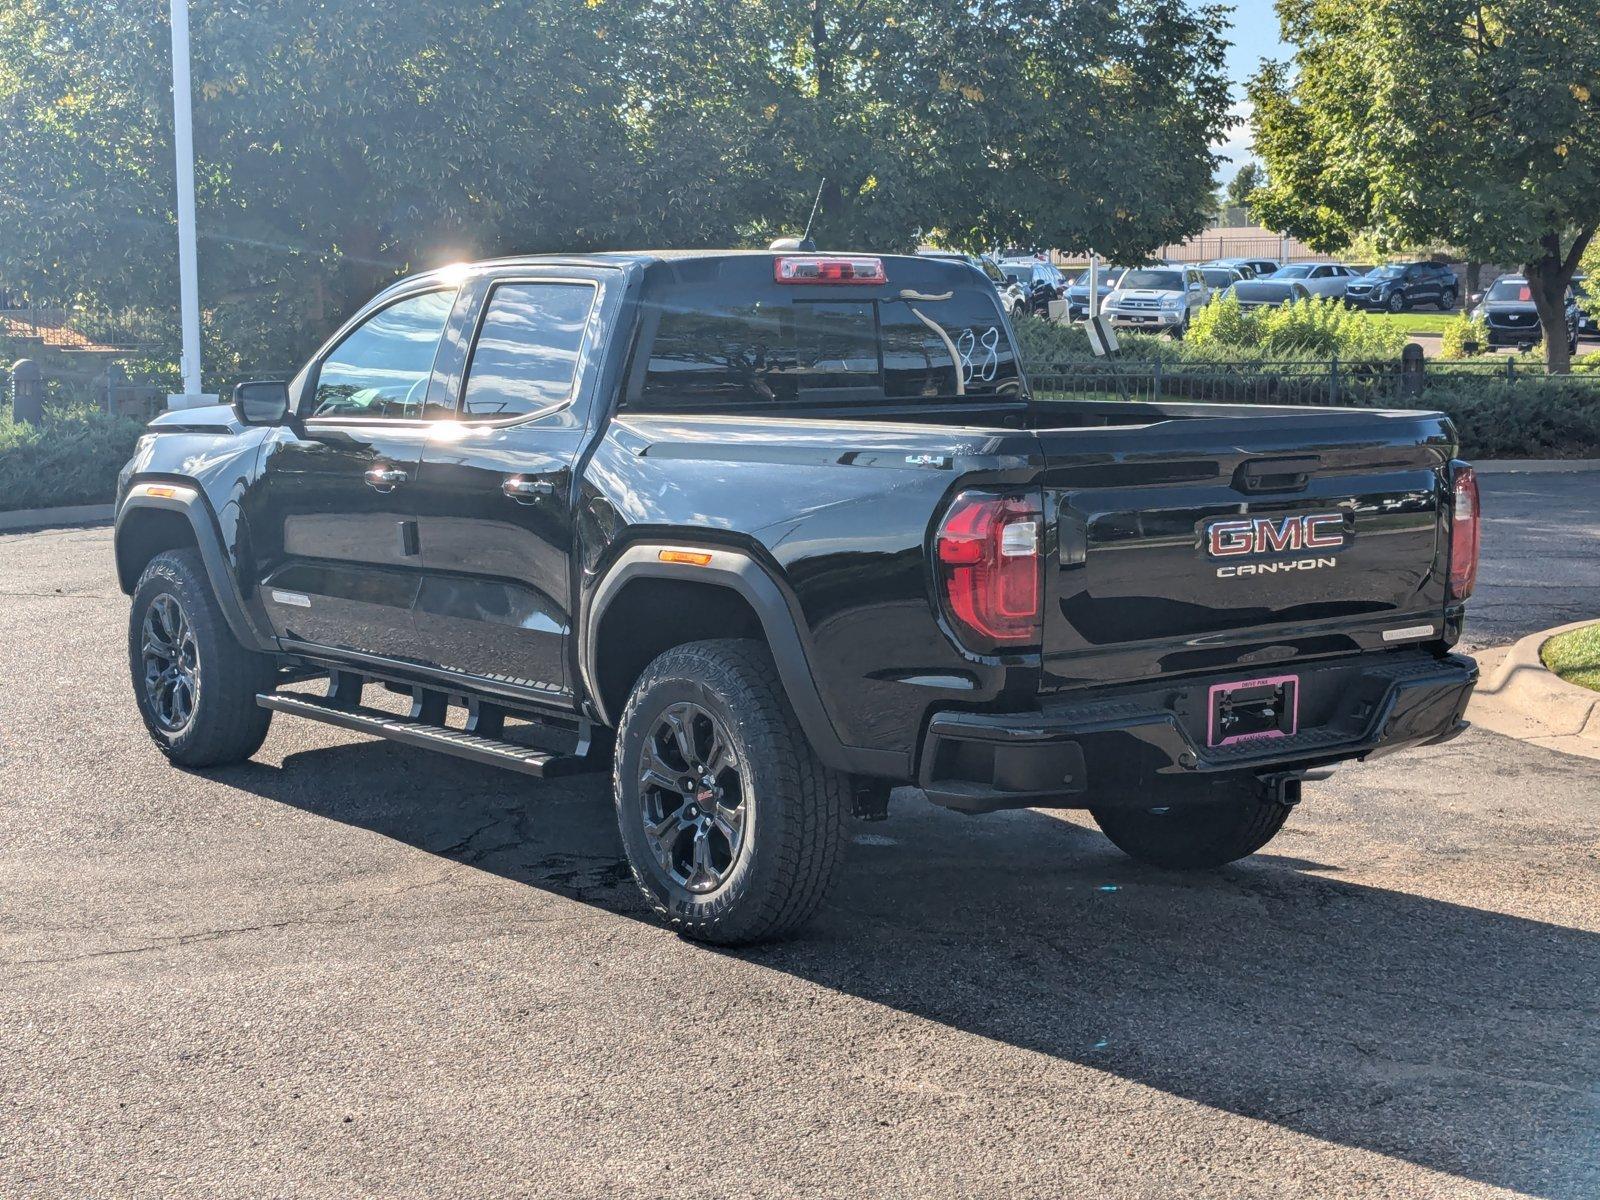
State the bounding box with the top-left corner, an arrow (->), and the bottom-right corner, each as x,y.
935,492 -> 1042,650
774,255 -> 887,285
1448,463 -> 1480,602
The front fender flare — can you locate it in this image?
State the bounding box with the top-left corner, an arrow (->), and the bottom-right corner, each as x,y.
116,483 -> 276,653
582,543 -> 906,779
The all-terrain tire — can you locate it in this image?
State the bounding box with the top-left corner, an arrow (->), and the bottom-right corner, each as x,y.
128,548 -> 275,766
1090,777 -> 1291,870
613,639 -> 846,945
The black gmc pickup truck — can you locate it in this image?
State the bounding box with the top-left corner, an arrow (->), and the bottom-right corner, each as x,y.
115,251 -> 1480,943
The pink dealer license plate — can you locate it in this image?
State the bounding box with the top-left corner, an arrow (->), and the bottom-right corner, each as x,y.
1207,675 -> 1299,747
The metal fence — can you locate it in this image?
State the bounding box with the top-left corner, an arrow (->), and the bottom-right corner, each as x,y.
1026,355 -> 1600,408
0,302 -> 174,354
5,359 -> 175,423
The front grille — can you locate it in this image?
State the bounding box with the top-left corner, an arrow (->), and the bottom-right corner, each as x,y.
1119,298 -> 1162,310
1487,312 -> 1535,328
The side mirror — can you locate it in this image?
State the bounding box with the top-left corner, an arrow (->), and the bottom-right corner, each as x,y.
233,380 -> 290,426
1468,293 -> 1482,307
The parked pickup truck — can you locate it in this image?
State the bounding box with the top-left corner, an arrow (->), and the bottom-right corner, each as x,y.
115,251 -> 1480,944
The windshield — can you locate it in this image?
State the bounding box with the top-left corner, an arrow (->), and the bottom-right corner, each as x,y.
1120,269 -> 1184,290
1272,265 -> 1312,278
1072,268 -> 1127,287
1368,266 -> 1404,279
1201,269 -> 1237,287
629,259 -> 1021,411
1485,279 -> 1531,303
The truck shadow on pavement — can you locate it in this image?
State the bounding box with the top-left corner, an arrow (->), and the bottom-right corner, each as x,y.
225,740 -> 1600,1200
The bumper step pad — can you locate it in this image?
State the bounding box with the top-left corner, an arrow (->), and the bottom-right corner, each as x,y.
256,691 -> 600,779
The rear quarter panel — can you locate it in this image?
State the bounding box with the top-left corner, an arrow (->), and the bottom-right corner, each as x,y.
580,413 -> 1040,757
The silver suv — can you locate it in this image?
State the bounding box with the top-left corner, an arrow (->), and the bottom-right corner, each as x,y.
1105,266 -> 1209,336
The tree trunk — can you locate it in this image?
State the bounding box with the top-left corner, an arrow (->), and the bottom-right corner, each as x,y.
1526,263 -> 1573,373
1524,227 -> 1596,374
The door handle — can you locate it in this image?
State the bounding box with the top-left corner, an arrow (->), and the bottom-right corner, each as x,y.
502,475 -> 555,504
364,464 -> 408,492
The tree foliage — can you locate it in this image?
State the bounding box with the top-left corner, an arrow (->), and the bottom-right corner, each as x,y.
1247,0 -> 1600,370
1225,161 -> 1264,209
0,0 -> 1232,384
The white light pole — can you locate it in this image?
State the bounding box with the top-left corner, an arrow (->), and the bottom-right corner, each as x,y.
167,0 -> 210,407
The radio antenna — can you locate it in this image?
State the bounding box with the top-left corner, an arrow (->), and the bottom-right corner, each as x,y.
801,177 -> 827,247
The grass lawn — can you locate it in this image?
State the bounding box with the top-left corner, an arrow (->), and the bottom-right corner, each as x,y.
1371,312 -> 1455,336
1541,623 -> 1600,692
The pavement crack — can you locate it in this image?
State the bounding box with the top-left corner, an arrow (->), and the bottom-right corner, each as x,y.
6,874 -> 457,967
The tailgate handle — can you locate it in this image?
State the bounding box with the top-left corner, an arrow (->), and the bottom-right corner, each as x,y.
1236,456 -> 1319,494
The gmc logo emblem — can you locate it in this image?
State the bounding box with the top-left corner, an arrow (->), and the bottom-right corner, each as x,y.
1206,513 -> 1345,558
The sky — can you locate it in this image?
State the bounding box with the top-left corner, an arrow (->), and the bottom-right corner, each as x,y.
1215,0 -> 1290,183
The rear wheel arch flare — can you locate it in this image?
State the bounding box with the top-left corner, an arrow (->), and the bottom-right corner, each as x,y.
581,543 -> 854,772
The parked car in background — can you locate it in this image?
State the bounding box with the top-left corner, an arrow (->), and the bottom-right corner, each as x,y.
918,250 -> 1029,319
999,258 -> 1068,315
1104,265 -> 1209,336
1572,275 -> 1595,337
1205,257 -> 1281,279
1064,265 -> 1130,321
1470,275 -> 1579,353
1266,263 -> 1358,300
1201,258 -> 1256,279
1199,266 -> 1247,293
1346,262 -> 1459,312
1220,280 -> 1313,311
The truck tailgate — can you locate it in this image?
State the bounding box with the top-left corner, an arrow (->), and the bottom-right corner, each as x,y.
1036,410 -> 1452,690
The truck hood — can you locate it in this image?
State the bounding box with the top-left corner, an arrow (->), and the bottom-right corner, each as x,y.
146,403 -> 242,433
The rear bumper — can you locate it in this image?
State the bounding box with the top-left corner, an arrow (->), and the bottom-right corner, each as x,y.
918,652 -> 1477,813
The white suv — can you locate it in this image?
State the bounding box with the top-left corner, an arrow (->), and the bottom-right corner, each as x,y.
1105,266 -> 1209,336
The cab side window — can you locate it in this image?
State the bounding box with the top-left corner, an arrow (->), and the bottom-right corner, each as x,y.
311,289 -> 457,420
459,281 -> 597,420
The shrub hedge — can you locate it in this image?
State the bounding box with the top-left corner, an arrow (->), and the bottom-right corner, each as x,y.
1410,377 -> 1600,459
0,407 -> 145,512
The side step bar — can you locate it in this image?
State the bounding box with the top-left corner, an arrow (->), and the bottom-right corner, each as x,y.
256,692 -> 601,779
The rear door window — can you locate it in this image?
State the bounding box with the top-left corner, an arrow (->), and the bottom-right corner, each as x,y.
458,281 -> 597,420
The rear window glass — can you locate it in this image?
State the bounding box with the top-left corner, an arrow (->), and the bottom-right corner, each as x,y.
628,261 -> 1020,412
1234,282 -> 1294,299
1486,279 -> 1531,302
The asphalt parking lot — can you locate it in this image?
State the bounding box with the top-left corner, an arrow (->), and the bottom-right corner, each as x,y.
2,472 -> 1597,1199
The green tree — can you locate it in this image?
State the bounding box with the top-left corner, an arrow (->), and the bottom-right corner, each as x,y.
1,0 -> 1234,381
621,0 -> 1234,260
1248,0 -> 1600,370
0,0 -> 640,382
1225,160 -> 1264,211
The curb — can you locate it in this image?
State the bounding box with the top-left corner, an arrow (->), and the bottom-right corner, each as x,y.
0,503 -> 114,533
1467,620 -> 1600,759
1473,459 -> 1600,475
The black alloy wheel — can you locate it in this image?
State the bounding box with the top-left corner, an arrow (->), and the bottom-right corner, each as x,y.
637,701 -> 747,894
127,547 -> 275,766
140,592 -> 200,732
